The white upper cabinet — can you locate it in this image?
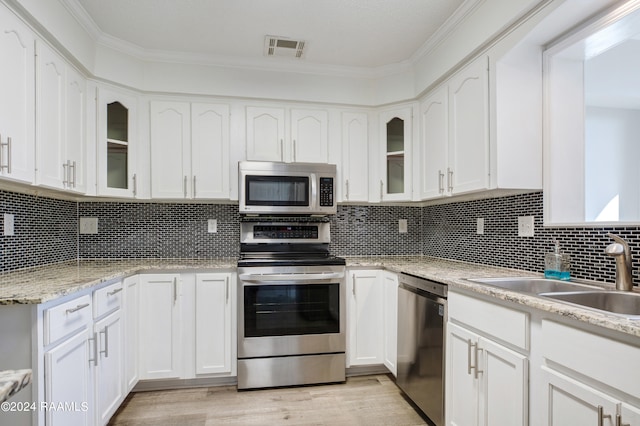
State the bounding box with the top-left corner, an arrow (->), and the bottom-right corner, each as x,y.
379,106 -> 413,201
97,87 -> 139,198
150,100 -> 230,199
246,106 -> 329,163
36,41 -> 86,193
340,112 -> 369,202
419,86 -> 448,199
0,5 -> 35,184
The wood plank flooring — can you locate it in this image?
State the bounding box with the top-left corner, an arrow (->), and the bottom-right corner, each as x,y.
108,374 -> 428,425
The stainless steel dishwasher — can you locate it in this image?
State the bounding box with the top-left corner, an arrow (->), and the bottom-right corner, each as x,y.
396,272 -> 447,426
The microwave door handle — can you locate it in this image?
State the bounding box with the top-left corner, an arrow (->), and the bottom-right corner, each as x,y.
310,173 -> 317,211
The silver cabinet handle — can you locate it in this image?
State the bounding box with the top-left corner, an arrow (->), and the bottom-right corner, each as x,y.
598,406 -> 612,426
467,339 -> 474,375
132,173 -> 137,197
183,176 -> 187,198
438,170 -> 444,194
616,414 -> 630,426
107,287 -> 123,296
99,327 -> 109,358
293,139 -> 297,162
62,162 -> 69,187
352,274 -> 356,297
345,180 -> 350,200
280,139 -> 284,162
66,303 -> 90,314
71,161 -> 77,188
225,276 -> 229,304
88,332 -> 98,366
447,167 -> 454,192
0,136 -> 11,174
467,340 -> 483,378
193,175 -> 197,198
379,180 -> 384,199
473,344 -> 483,379
173,277 -> 178,304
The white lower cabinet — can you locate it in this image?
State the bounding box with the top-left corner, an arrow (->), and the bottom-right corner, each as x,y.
541,320 -> 640,426
94,310 -> 123,425
382,270 -> 398,376
446,290 -> 528,426
138,272 -> 237,381
347,269 -> 383,366
138,274 -> 183,380
44,327 -> 95,426
123,275 -> 139,392
195,273 -> 237,376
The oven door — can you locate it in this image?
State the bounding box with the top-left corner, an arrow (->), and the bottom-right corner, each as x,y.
238,266 -> 346,359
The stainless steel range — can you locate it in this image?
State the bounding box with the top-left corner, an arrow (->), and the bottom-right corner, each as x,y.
237,221 -> 346,390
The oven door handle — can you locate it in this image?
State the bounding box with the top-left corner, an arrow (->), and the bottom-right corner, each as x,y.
239,272 -> 344,282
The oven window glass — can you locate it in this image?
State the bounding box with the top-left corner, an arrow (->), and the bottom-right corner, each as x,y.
245,175 -> 309,206
244,283 -> 340,337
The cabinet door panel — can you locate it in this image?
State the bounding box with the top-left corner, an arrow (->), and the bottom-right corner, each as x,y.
150,102 -> 190,198
45,330 -> 94,426
246,107 -> 284,161
449,57 -> 489,194
446,323 -> 480,426
0,7 -> 35,183
420,87 -> 448,199
480,337 -> 528,426
195,273 -> 235,375
341,112 -> 368,202
348,270 -> 383,366
95,311 -> 123,425
191,103 -> 230,199
36,42 -> 66,189
542,367 -> 617,426
382,271 -> 398,376
291,109 -> 328,163
139,274 -> 182,379
124,276 -> 139,392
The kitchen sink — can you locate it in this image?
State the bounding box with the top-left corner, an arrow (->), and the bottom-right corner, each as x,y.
467,277 -> 605,294
540,291 -> 640,319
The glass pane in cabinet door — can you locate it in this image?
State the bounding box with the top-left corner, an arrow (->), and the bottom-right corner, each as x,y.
107,102 -> 129,189
386,117 -> 404,153
387,154 -> 404,194
107,142 -> 128,189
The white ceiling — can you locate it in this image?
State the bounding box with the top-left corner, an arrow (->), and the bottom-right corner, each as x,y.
68,0 -> 469,72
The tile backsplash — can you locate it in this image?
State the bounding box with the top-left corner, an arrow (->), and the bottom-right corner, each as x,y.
1,189 -> 639,285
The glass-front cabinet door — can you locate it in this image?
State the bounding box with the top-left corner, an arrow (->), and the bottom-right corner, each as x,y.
97,87 -> 138,197
379,107 -> 412,201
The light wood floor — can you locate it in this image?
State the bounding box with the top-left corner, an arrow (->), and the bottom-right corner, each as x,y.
108,374 -> 428,425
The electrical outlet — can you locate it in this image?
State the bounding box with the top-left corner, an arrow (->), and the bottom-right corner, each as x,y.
476,218 -> 484,235
3,213 -> 14,236
518,216 -> 534,237
208,219 -> 218,233
398,219 -> 408,233
79,217 -> 98,234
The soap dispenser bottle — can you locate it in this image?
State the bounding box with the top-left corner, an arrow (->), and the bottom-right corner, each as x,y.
545,241 -> 571,281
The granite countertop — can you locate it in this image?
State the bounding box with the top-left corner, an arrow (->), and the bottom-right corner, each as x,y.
0,258 -> 237,305
0,256 -> 638,338
0,369 -> 32,403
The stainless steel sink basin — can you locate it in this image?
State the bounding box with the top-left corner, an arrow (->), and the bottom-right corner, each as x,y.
467,277 -> 605,294
540,291 -> 640,319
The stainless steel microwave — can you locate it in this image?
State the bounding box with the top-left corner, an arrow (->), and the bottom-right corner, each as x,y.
238,161 -> 337,215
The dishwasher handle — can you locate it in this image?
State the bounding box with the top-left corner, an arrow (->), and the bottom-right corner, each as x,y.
399,273 -> 447,299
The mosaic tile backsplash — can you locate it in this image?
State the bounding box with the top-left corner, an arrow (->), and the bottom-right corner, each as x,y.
1,188 -> 639,286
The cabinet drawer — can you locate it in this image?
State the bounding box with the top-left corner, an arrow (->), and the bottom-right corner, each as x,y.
94,281 -> 123,318
44,295 -> 92,345
542,320 -> 640,398
448,291 -> 529,350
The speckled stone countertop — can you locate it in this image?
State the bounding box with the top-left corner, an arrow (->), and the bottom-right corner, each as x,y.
0,256 -> 638,338
0,369 -> 32,403
346,256 -> 640,338
0,258 -> 237,305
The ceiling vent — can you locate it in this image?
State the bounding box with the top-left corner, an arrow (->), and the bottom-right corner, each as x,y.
264,36 -> 306,59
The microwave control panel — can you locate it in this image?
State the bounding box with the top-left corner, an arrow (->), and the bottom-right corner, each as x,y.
319,177 -> 334,207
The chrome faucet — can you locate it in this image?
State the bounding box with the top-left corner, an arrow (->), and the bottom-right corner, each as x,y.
605,233 -> 633,291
